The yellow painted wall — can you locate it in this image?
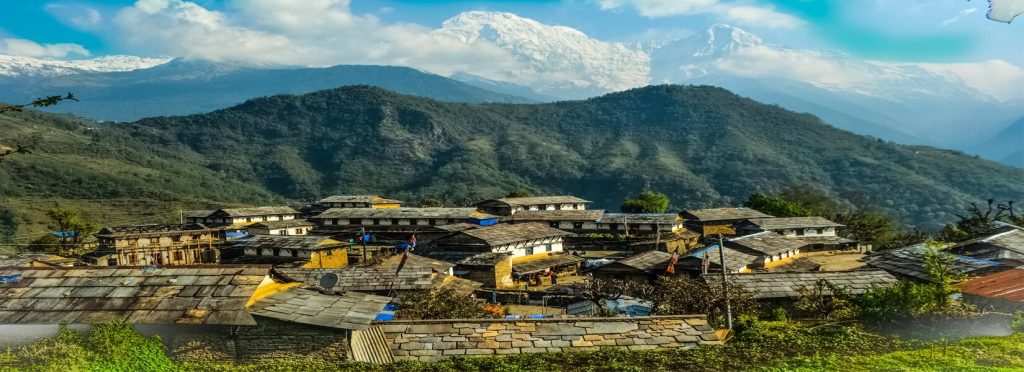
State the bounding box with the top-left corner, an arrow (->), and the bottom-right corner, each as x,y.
511,252 -> 552,264
302,247 -> 349,269
371,203 -> 402,209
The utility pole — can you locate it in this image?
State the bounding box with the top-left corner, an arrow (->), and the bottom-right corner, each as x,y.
718,233 -> 733,330
360,227 -> 368,263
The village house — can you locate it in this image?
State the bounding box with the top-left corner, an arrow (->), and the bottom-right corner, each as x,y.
475,196 -> 590,216
424,251 -> 513,289
680,208 -> 773,237
84,224 -> 224,266
863,244 -> 1012,282
947,226 -> 1024,265
184,206 -> 300,226
957,268 -> 1024,312
724,231 -> 809,269
584,250 -> 684,282
310,207 -> 499,233
229,235 -> 349,269
317,195 -> 403,209
247,219 -> 315,236
739,217 -> 843,237
680,245 -> 759,274
703,270 -> 898,309
503,209 -> 604,231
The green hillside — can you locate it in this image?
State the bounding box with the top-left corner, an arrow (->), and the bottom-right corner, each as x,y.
2,85 -> 1021,241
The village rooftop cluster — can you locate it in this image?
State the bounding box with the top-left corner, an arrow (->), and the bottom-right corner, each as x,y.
1,194 -> 1022,363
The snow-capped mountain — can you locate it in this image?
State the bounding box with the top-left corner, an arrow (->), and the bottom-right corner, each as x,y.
0,55 -> 170,78
434,11 -> 649,99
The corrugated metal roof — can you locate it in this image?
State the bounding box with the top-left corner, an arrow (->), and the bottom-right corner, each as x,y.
351,325 -> 394,364
958,268 -> 1024,302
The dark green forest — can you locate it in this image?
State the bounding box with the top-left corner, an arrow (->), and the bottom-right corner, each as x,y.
2,85 -> 1021,240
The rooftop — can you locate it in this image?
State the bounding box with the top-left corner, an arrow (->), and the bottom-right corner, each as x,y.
213,206 -> 299,217
728,231 -> 807,256
424,251 -> 511,266
703,270 -> 898,299
314,208 -> 497,220
183,210 -> 215,218
452,223 -> 572,247
275,266 -> 435,292
958,268 -> 1024,302
0,265 -> 269,325
686,245 -> 761,272
96,223 -> 219,237
379,253 -> 456,274
862,245 -> 1009,282
248,288 -> 391,330
481,196 -> 591,207
613,250 -> 674,273
682,208 -> 773,222
233,235 -> 345,251
745,217 -> 843,230
318,195 -> 402,205
598,213 -> 681,225
248,219 -> 315,229
505,210 -> 605,222
951,228 -> 1024,255
512,254 -> 585,274
434,275 -> 484,296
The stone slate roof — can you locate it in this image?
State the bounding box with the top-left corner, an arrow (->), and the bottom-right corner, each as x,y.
424,251 -> 510,266
96,224 -> 219,238
486,196 -> 591,206
318,195 -> 402,204
183,210 -> 215,218
614,250 -> 674,273
0,265 -> 268,325
745,217 -> 843,230
512,254 -> 585,274
248,219 -> 315,229
505,210 -> 605,222
380,253 -> 456,274
315,208 -> 496,220
435,223 -> 481,232
682,208 -> 773,222
248,288 -> 391,330
728,232 -> 807,256
862,245 -> 1008,282
704,270 -> 898,299
958,268 -> 1024,302
598,213 -> 680,225
214,206 -> 299,217
686,245 -> 761,272
233,235 -> 344,252
276,266 -> 435,292
454,223 -> 571,247
951,228 -> 1024,255
434,275 -> 484,295
0,254 -> 76,267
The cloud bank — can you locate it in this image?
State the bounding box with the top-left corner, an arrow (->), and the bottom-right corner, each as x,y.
596,0 -> 803,29
0,38 -> 90,58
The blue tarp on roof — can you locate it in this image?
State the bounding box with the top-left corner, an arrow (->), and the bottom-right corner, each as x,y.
51,231 -> 76,238
688,244 -> 720,257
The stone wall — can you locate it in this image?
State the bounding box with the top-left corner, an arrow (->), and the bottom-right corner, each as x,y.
377,315 -> 720,362
153,318 -> 350,364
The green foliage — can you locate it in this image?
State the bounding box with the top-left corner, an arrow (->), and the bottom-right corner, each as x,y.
794,279 -> 859,321
745,193 -> 815,217
505,191 -> 532,198
939,199 -> 1020,243
396,287 -> 498,320
620,191 -> 670,213
1013,312 -> 1024,333
42,206 -> 97,255
3,320 -> 175,371
417,197 -> 442,207
652,275 -> 759,327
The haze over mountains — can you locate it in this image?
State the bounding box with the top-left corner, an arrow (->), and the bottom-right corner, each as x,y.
0,11 -> 1020,166
2,85 -> 1021,241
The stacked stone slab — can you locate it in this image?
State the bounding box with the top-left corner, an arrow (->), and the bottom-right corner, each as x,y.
377,315 -> 720,362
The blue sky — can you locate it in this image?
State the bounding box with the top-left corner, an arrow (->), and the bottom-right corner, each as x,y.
0,0 -> 1019,64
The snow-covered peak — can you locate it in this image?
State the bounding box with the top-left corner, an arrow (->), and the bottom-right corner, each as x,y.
435,11 -> 649,98
700,24 -> 764,56
0,54 -> 171,78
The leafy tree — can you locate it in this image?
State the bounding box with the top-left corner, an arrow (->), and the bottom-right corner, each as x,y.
44,207 -> 97,255
923,247 -> 964,308
939,199 -> 1019,242
1,93 -> 77,162
794,279 -> 858,321
620,191 -> 670,213
396,287 -> 497,320
505,191 -> 532,198
744,193 -> 815,217
417,197 -> 442,207
654,275 -> 758,327
574,277 -> 637,315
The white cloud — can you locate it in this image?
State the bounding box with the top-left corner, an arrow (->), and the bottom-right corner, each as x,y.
596,0 -> 802,29
45,3 -> 104,29
919,60 -> 1024,101
713,45 -> 873,88
108,0 -> 522,78
0,38 -> 91,58
941,7 -> 977,27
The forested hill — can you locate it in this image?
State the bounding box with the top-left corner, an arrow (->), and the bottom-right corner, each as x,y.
1,85 -> 1021,240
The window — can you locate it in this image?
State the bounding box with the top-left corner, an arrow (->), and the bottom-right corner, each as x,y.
573,222 -> 584,230
816,228 -> 825,234
796,229 -> 805,236
246,217 -> 252,222
279,230 -> 286,235
373,219 -> 381,225
129,254 -> 137,264
172,236 -> 181,242
107,258 -> 118,266
273,248 -> 281,256
149,237 -> 159,245
291,249 -> 299,258
525,247 -> 534,256
295,228 -> 304,234
173,251 -> 184,261
549,222 -> 559,228
545,244 -> 553,252
429,219 -> 437,226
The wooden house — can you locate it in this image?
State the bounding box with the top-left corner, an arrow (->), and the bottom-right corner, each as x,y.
231,235 -> 349,269
311,208 -> 499,233
248,219 -> 315,236
680,208 -> 772,237
85,224 -> 224,266
317,195 -> 403,209
475,196 -> 590,216
185,206 -> 301,226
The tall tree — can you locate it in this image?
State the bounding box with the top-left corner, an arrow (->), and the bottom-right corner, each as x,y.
620,191 -> 670,213
45,207 -> 97,255
940,199 -> 1019,242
